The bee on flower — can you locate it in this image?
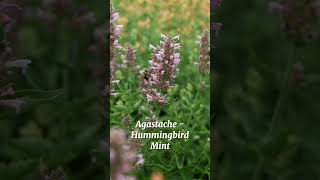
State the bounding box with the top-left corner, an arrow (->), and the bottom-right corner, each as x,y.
141,34 -> 181,105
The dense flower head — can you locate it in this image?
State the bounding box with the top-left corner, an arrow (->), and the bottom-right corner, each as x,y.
141,34 -> 181,105
196,31 -> 210,75
270,0 -> 319,42
110,128 -> 144,180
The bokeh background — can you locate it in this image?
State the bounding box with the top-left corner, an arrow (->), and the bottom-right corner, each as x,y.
1,0 -> 107,179
213,0 -> 320,179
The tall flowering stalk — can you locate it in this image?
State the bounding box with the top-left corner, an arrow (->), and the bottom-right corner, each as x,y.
110,128 -> 144,180
196,31 -> 210,75
110,6 -> 123,96
123,45 -> 139,70
141,34 -> 181,105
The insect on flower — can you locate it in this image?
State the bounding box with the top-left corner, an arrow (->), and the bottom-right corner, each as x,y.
141,34 -> 181,105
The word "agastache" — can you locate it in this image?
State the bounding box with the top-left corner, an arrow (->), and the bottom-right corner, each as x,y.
135,120 -> 178,130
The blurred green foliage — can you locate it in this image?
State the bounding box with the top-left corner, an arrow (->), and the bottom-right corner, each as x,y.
0,1 -> 107,179
213,0 -> 320,179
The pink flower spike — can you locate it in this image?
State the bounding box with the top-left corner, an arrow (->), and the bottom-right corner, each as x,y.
140,34 -> 181,105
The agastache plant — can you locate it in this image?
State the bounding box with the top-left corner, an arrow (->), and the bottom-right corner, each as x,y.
195,31 -> 210,75
123,45 -> 139,70
141,34 -> 181,105
110,6 -> 123,96
110,128 -> 144,180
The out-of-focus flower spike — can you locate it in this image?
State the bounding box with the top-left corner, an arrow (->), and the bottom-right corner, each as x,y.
110,128 -> 142,180
196,31 -> 210,75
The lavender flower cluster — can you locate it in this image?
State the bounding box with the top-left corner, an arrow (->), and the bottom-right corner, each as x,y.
110,6 -> 140,97
110,7 -> 124,96
110,128 -> 144,180
123,45 -> 139,70
141,34 -> 181,105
